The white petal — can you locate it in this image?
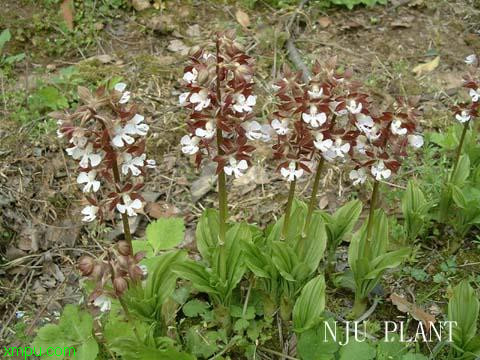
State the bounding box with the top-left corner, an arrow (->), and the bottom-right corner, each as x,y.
114,83 -> 127,92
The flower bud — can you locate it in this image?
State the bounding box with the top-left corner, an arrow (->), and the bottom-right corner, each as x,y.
117,254 -> 130,269
197,68 -> 209,84
91,263 -> 105,281
133,251 -> 146,263
117,240 -> 132,256
113,276 -> 128,295
129,264 -> 144,282
78,256 -> 95,276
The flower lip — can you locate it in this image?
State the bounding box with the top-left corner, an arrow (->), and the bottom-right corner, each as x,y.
224,157 -> 248,178
181,135 -> 200,155
280,161 -> 304,182
271,119 -> 290,136
371,160 -> 392,181
455,110 -> 471,123
116,194 -> 143,217
82,205 -> 99,222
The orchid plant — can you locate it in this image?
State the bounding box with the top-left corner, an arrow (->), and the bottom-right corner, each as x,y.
55,82 -> 154,327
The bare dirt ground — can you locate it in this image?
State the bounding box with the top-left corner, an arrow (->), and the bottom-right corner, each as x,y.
1,0 -> 479,346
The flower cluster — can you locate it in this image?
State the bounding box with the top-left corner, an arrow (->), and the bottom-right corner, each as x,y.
453,54 -> 480,123
179,31 -> 269,178
56,83 -> 155,222
270,57 -> 423,184
78,241 -> 147,311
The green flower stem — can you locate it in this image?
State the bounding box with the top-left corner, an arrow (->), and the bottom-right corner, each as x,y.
366,180 -> 380,243
351,295 -> 368,320
215,36 -> 228,283
450,121 -> 469,179
111,157 -> 133,249
282,179 -> 297,240
216,127 -> 228,283
305,157 -> 325,231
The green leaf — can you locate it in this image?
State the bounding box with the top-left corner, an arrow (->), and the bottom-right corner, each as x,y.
196,209 -> 219,261
183,299 -> 210,317
297,319 -> 340,360
401,353 -> 428,360
173,260 -> 219,296
32,305 -> 98,360
451,154 -> 470,186
146,217 -> 185,253
0,29 -> 11,52
301,212 -> 327,274
132,239 -> 154,258
339,341 -> 376,360
293,275 -> 326,333
448,280 -> 479,348
327,200 -> 362,250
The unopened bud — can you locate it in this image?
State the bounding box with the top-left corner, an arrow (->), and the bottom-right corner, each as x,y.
117,255 -> 130,269
113,276 -> 128,295
91,263 -> 105,281
197,68 -> 209,84
117,240 -> 132,256
129,264 -> 144,281
78,256 -> 95,276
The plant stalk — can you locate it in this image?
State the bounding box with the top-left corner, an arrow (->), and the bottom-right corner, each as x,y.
305,157 -> 325,231
282,179 -> 297,239
366,180 -> 380,243
111,152 -> 133,249
450,121 -> 469,179
215,35 -> 228,283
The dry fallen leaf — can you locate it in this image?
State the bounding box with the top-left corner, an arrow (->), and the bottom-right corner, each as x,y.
236,9 -> 250,28
60,0 -> 74,30
318,16 -> 332,28
412,56 -> 440,76
390,294 -> 436,332
145,202 -> 181,219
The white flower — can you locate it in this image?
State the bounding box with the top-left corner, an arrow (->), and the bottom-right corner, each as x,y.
355,135 -> 367,154
390,119 -> 407,136
346,99 -> 362,114
408,134 -> 424,148
330,138 -> 351,158
280,162 -> 304,182
77,170 -> 100,193
116,194 -> 143,217
121,153 -> 146,176
78,143 -> 103,168
114,82 -> 127,92
371,160 -> 391,181
69,128 -> 87,147
260,124 -> 274,142
224,158 -> 248,178
179,92 -> 190,105
469,88 -> 479,102
465,54 -> 477,65
329,101 -> 348,116
308,85 -> 323,99
190,89 -> 211,111
243,121 -> 264,141
138,264 -> 148,277
349,168 -> 367,186
146,159 -> 156,168
233,94 -> 256,113
455,110 -> 471,123
82,205 -> 99,222
181,135 -> 200,155
115,82 -> 131,104
112,125 -> 135,148
125,114 -> 149,136
356,113 -> 374,133
16,310 -> 25,319
313,133 -> 333,153
302,105 -> 327,128
195,121 -> 216,139
183,68 -> 198,84
356,114 -> 380,140
93,295 -> 111,312
271,119 -> 289,135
